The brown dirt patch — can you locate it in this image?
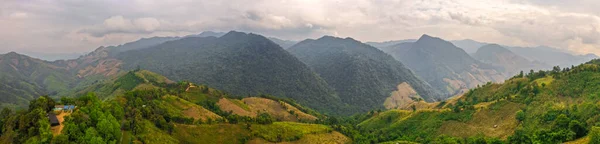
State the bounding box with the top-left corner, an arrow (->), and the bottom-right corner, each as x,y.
217,98 -> 256,117
51,112 -> 70,136
242,97 -> 317,122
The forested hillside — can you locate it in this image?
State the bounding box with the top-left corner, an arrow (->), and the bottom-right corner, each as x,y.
288,36 -> 441,113
117,31 -> 348,115
331,59 -> 600,143
0,52 -> 77,109
0,70 -> 351,144
380,35 -> 506,97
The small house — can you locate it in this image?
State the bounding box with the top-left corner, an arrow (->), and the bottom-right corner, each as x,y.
48,113 -> 60,126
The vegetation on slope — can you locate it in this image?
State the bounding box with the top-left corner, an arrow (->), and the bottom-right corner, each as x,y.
117,31 -> 347,115
321,59 -> 600,143
380,35 -> 506,97
288,36 -> 441,113
0,69 -> 350,144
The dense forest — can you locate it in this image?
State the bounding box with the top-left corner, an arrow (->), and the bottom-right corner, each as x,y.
0,70 -> 350,144
117,31 -> 349,115
288,36 -> 442,112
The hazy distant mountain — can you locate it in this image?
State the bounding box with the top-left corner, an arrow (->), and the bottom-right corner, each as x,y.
19,51 -> 85,61
366,39 -> 417,49
473,44 -> 548,76
381,35 -> 506,96
186,31 -> 226,38
289,36 -> 442,111
451,39 -> 598,68
108,31 -> 226,55
506,46 -> 597,68
268,37 -> 297,49
117,31 -> 347,114
450,39 -> 488,54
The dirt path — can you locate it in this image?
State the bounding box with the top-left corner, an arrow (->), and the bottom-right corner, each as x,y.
51,112 -> 70,136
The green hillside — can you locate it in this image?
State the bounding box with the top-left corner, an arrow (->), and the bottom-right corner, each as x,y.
338,59 -> 600,143
380,35 -> 506,97
0,70 -> 350,144
117,31 -> 348,115
0,52 -> 77,109
289,36 -> 441,113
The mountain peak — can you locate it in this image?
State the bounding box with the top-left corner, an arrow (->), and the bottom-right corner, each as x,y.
2,51 -> 26,58
317,36 -> 360,43
416,34 -> 444,43
221,31 -> 249,38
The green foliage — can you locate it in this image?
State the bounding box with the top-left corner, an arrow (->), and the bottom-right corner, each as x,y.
516,110 -> 525,122
289,36 -> 441,113
117,32 -> 347,115
590,126 -> 600,144
251,122 -> 332,142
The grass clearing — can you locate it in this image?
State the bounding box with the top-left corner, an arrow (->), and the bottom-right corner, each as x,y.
243,97 -> 317,121
160,95 -> 222,122
136,120 -> 179,144
438,101 -> 521,139
217,98 -> 256,117
533,76 -> 554,87
251,122 -> 332,142
172,124 -> 251,144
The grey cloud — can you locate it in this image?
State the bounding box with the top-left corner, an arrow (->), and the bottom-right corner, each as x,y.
2,0 -> 600,55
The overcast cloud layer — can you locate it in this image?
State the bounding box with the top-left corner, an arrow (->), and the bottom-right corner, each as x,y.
1,0 -> 600,55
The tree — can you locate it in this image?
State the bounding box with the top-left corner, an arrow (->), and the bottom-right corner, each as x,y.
568,120 -> 586,138
590,126 -> 600,144
516,110 -> 525,122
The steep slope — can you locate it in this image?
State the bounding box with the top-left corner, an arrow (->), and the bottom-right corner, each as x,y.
381,35 -> 506,97
288,36 -> 441,112
473,44 -> 548,76
0,52 -> 76,108
117,31 -> 346,115
355,59 -> 600,143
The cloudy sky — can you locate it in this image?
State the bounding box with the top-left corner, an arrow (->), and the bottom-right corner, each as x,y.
1,0 -> 600,55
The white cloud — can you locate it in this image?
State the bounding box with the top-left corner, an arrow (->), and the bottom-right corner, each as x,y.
1,0 -> 600,55
9,12 -> 28,19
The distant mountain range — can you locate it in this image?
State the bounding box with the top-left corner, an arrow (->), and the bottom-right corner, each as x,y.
450,39 -> 598,68
116,31 -> 348,115
268,37 -> 297,49
366,39 -> 417,48
379,35 -> 506,97
1,31 -> 599,116
289,36 -> 441,112
473,44 -> 548,76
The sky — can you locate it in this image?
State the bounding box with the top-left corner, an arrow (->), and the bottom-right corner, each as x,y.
1,0 -> 600,55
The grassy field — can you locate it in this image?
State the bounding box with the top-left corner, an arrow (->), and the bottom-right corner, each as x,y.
217,98 -> 256,117
242,97 -> 317,122
159,95 -> 222,122
251,122 -> 332,142
438,101 -> 522,139
172,124 -> 252,144
247,131 -> 350,144
136,120 -> 179,144
533,76 -> 554,87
